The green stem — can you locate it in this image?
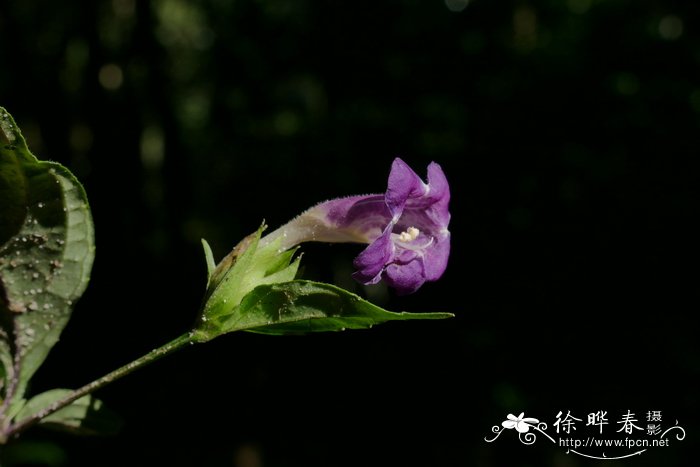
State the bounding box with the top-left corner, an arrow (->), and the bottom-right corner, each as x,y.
4,332 -> 195,441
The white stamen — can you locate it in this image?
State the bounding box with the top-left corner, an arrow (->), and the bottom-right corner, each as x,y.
398,226 -> 420,242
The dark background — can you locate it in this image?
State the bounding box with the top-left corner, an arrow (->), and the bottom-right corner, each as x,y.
1,0 -> 698,466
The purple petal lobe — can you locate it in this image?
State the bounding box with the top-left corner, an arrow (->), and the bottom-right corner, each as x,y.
386,158 -> 428,217
384,259 -> 425,295
425,162 -> 451,225
352,229 -> 394,284
422,233 -> 450,281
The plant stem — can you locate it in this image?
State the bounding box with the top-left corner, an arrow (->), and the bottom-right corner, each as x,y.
4,332 -> 195,440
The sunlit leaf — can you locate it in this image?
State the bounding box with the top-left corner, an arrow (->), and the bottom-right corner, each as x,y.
0,107 -> 94,419
14,389 -> 121,436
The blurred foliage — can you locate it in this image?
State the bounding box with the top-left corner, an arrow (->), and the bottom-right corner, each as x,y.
0,440 -> 67,466
0,0 -> 698,466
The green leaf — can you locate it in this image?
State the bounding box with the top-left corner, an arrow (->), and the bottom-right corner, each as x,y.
200,280 -> 453,337
0,107 -> 95,422
14,389 -> 121,436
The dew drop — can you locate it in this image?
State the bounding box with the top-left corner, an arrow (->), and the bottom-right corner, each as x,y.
37,202 -> 44,208
32,272 -> 39,279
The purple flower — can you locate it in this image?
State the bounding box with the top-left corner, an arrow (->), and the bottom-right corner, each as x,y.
260,158 -> 450,294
